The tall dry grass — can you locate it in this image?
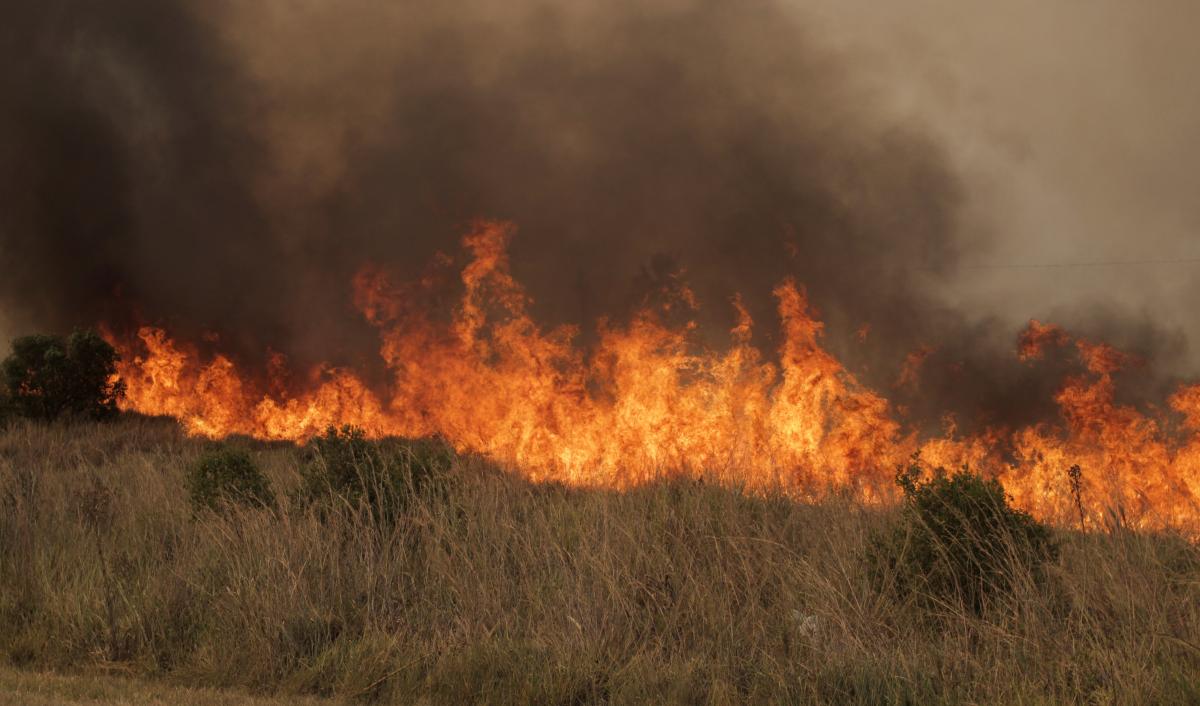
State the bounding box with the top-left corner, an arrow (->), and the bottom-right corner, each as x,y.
0,418 -> 1197,704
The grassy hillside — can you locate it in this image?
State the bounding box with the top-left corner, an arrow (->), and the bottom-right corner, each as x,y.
0,418 -> 1197,704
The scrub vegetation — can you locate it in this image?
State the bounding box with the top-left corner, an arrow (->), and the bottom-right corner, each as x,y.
0,418 -> 1197,704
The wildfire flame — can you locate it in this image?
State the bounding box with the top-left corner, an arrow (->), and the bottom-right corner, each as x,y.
109,221 -> 1200,530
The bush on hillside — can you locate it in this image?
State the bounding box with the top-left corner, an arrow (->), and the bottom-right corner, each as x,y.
186,448 -> 276,512
0,330 -> 125,421
296,425 -> 454,524
867,455 -> 1057,614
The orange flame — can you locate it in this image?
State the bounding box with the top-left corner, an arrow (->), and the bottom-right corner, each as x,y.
110,221 -> 1200,530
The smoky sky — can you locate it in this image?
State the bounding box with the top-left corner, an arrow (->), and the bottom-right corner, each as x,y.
0,0 -> 1189,431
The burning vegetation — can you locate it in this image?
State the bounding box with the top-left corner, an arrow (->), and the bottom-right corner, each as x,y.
4,0 -> 1200,535
6,1 -> 1200,701
104,221 -> 1200,532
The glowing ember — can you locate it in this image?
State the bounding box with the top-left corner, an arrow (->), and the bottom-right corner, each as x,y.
109,221 -> 1200,530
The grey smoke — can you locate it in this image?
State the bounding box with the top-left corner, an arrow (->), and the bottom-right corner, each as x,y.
0,0 -> 1189,433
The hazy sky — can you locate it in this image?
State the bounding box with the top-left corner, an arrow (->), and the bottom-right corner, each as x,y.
801,0 -> 1200,368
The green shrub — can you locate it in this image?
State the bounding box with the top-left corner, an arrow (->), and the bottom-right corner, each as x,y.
296,425 -> 454,524
1,330 -> 125,421
867,454 -> 1057,614
186,448 -> 275,512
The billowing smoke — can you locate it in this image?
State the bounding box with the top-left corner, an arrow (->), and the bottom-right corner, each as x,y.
0,0 -> 1187,432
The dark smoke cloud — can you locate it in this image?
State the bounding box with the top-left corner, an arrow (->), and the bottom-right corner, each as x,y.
0,0 -> 331,363
0,0 -> 1181,431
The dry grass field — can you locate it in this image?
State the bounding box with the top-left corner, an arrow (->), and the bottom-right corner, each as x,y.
0,418 -> 1198,704
0,665 -> 324,705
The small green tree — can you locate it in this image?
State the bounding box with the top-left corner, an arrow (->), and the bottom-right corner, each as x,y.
297,425 -> 453,524
186,448 -> 275,512
868,455 -> 1057,614
1,330 -> 125,421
